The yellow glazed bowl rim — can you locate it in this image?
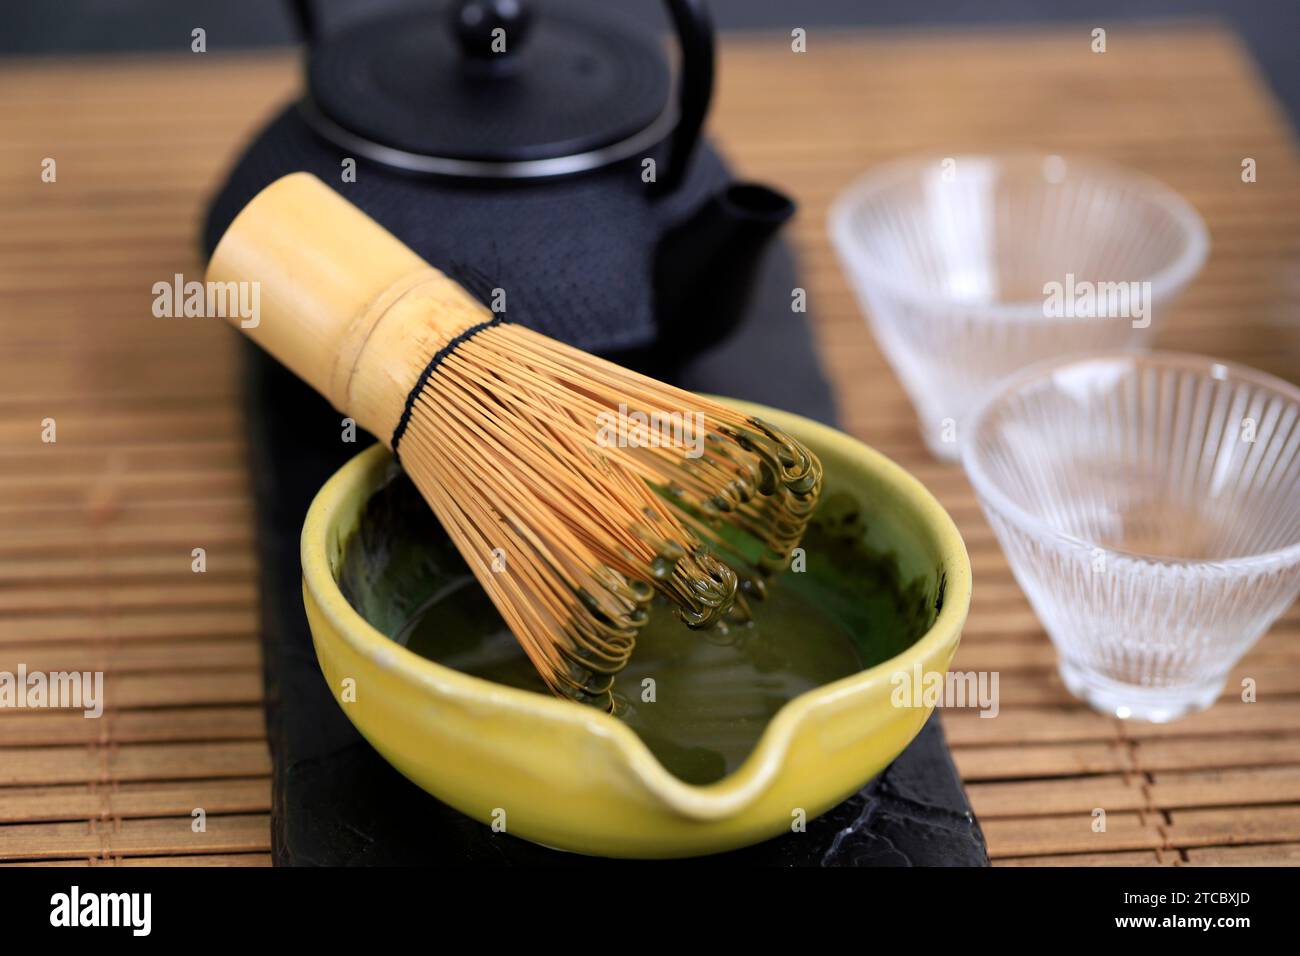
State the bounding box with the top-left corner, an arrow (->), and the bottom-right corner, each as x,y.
301,400 -> 972,821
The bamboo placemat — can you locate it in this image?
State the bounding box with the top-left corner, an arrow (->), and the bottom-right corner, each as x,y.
0,21 -> 1295,865
713,22 -> 1300,866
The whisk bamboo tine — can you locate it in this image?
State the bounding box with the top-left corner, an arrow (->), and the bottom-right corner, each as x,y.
208,173 -> 822,704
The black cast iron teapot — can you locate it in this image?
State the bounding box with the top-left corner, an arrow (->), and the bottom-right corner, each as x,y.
203,0 -> 795,362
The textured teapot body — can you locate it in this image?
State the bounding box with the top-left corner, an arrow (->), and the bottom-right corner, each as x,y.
204,107 -> 790,357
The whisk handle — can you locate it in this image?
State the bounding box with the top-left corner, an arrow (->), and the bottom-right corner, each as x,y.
205,173 -> 492,439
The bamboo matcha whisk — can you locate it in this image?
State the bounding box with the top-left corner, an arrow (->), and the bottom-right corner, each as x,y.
208,173 -> 822,707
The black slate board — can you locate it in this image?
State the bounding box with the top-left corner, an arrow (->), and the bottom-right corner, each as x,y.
241,241 -> 988,866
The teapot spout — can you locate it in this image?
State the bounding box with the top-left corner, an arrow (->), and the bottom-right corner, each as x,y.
654,182 -> 795,363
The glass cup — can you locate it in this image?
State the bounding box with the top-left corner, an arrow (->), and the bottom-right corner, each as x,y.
829,154 -> 1209,461
963,351 -> 1300,721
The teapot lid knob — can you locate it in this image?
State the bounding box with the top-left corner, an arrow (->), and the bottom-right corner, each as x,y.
451,0 -> 534,62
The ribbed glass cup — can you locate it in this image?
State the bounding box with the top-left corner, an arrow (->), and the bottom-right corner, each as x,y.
963,352 -> 1300,721
829,155 -> 1208,461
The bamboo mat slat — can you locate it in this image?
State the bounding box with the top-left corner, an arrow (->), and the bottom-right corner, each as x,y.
0,814 -> 271,862
0,779 -> 271,825
0,707 -> 267,747
0,21 -> 1296,866
4,853 -> 272,867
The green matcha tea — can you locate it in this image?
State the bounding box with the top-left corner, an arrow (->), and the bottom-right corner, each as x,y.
339,468 -> 939,785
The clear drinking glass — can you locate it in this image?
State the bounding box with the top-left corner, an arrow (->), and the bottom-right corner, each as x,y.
963,351 -> 1300,721
829,154 -> 1208,461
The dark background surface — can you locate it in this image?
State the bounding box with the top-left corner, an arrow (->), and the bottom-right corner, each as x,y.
4,0 -> 1299,130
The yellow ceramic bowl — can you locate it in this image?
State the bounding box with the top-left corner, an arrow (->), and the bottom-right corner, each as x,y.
301,400 -> 971,858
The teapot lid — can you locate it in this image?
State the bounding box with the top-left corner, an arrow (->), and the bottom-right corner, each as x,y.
299,0 -> 695,180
